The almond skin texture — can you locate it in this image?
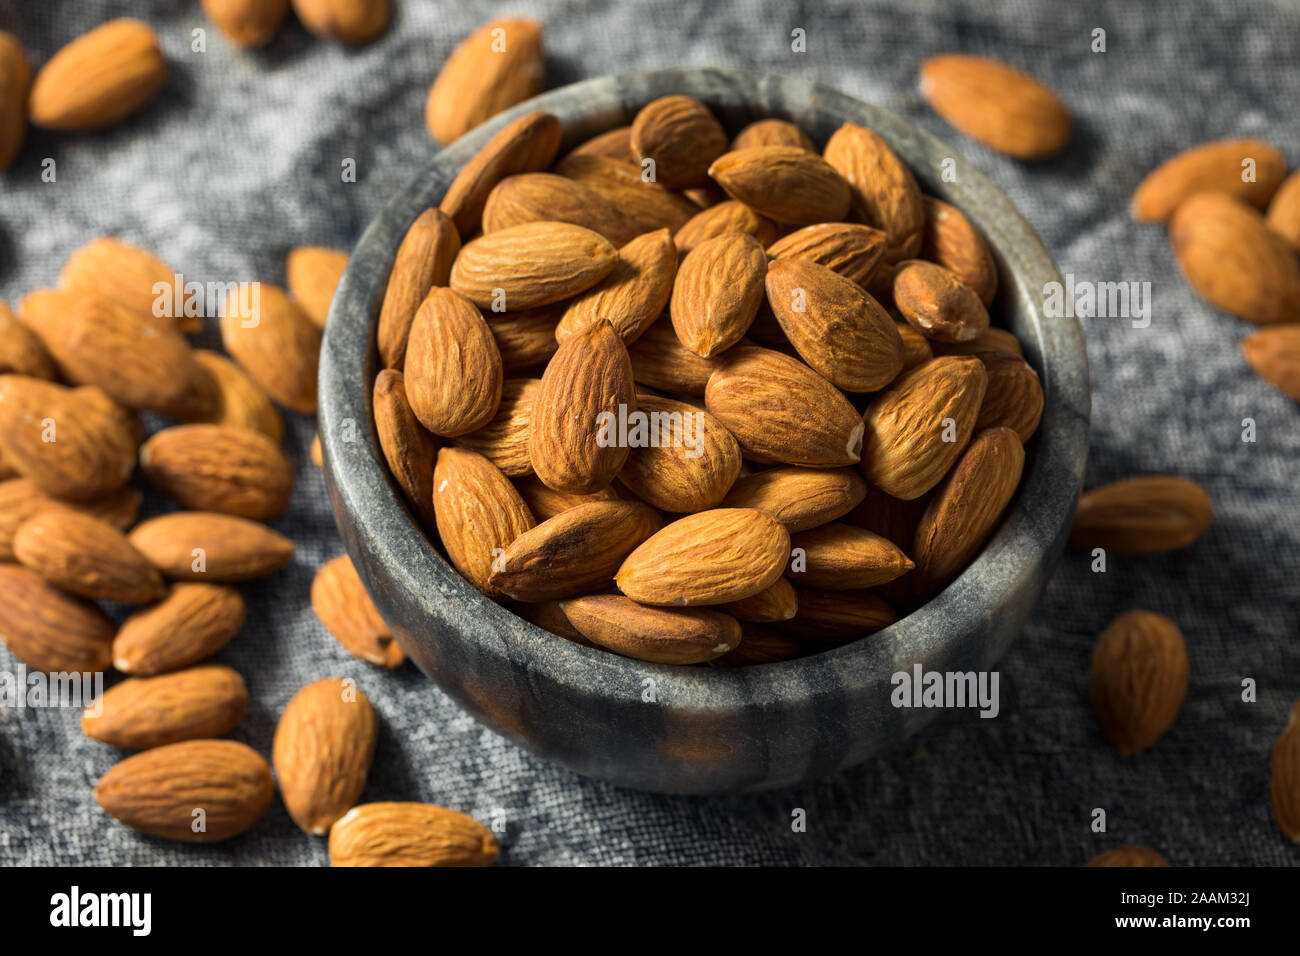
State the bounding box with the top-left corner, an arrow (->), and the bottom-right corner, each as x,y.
1069,476 -> 1213,555
823,123 -> 925,261
893,259 -> 991,343
0,564 -> 114,673
426,17 -> 543,143
861,356 -> 989,500
128,511 -> 294,582
433,448 -> 536,597
706,346 -> 865,467
1134,138 -> 1287,223
14,510 -> 164,603
1091,610 -> 1188,756
1169,191 -> 1300,325
722,466 -> 867,533
1266,170 -> 1300,252
932,325 -> 1023,358
671,233 -> 768,357
895,319 -> 934,369
454,377 -> 535,480
628,320 -> 724,396
767,223 -> 887,287
559,229 -> 677,345
140,424 -> 294,520
974,350 -> 1044,441
630,94 -> 728,189
554,154 -> 699,237
312,555 -> 406,668
112,583 -> 246,676
291,0 -> 389,44
0,32 -> 29,170
441,111 -> 562,237
482,172 -> 638,246
921,197 -> 998,307
82,665 -> 249,751
766,257 -> 905,391
514,476 -> 619,522
616,394 -> 741,513
373,369 -> 438,525
1084,846 -> 1171,868
94,740 -> 273,843
709,146 -> 851,225
188,350 -> 283,441
203,0 -> 291,48
403,288 -> 503,438
29,19 -> 166,132
787,522 -> 914,590
529,319 -> 635,494
220,283 -> 321,413
489,500 -> 663,601
0,300 -> 57,379
488,305 -> 561,371
273,677 -> 379,835
919,54 -> 1071,160
616,508 -> 791,607
732,119 -> 814,152
0,479 -> 140,562
715,578 -> 799,624
450,221 -> 618,311
59,236 -> 199,334
1242,326 -> 1300,401
782,588 -> 895,643
1272,699 -> 1300,842
287,246 -> 348,329
560,594 -> 741,665
329,802 -> 499,867
674,200 -> 780,255
569,125 -> 634,163
376,208 -> 462,369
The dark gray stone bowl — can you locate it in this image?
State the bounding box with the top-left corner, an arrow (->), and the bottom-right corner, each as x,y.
319,68 -> 1090,795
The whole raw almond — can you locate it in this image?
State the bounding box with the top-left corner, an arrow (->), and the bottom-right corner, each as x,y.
1069,476 -> 1213,555
14,510 -> 164,603
766,257 -> 905,391
287,246 -> 348,329
489,500 -> 662,601
220,283 -> 321,413
628,319 -> 724,396
709,145 -> 851,225
403,287 -> 503,437
291,0 -> 389,44
329,802 -> 499,867
440,110 -> 562,236
721,466 -> 867,533
787,522 -> 914,589
488,305 -> 562,371
630,94 -> 728,189
59,236 -> 199,334
0,301 -> 57,379
671,233 -> 768,357
1266,170 -> 1300,252
732,118 -> 814,152
782,588 -> 895,643
559,594 -> 741,665
1169,191 -> 1300,325
920,197 -> 998,307
568,125 -> 634,163
823,122 -> 924,261
528,319 -> 635,494
974,351 -> 1044,440
514,475 -> 618,521
0,564 -> 113,673
553,154 -> 699,236
894,318 -> 934,369
273,676 -> 379,835
140,424 -> 294,520
1084,846 -> 1171,868
932,325 -> 1023,358
0,31 -> 29,170
1242,325 -> 1300,401
112,583 -> 246,675
615,508 -> 791,606
95,739 -> 273,842
127,511 -> 294,582
766,222 -> 887,287
373,369 -> 438,525
705,346 -> 865,467
919,54 -> 1071,160
450,221 -> 618,311
558,228 -> 677,345
1272,699 -> 1300,842
29,19 -> 166,132
82,665 -> 249,750
892,259 -> 991,343
482,172 -> 638,246
433,447 -> 535,596
712,623 -> 804,666
715,578 -> 799,624
312,555 -> 406,668
426,17 -> 543,142
1133,137 -> 1287,223
616,393 -> 741,513
376,207 -> 462,369
454,377 -> 538,477
515,599 -> 589,643
1091,610 -> 1188,756
673,200 -> 779,255
0,478 -> 140,562
190,349 -> 284,441
861,356 -> 989,500
203,0 -> 290,48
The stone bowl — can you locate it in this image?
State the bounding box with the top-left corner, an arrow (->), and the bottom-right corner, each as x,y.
318,68 -> 1090,795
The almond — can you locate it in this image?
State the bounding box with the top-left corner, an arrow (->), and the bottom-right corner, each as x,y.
373,369 -> 438,525
440,111 -> 562,237
558,228 -> 677,345
290,0 -> 389,44
628,319 -> 724,396
482,172 -> 638,245
0,478 -> 140,561
13,510 -> 164,603
329,802 -> 499,867
766,257 -> 905,391
488,305 -> 562,372
273,677 -> 379,835
454,377 -> 537,477
782,588 -> 895,643
1091,610 -> 1188,756
721,466 -> 866,533
311,555 -> 406,668
894,318 -> 934,369
1069,476 -> 1213,555
127,511 -> 294,582
712,623 -> 803,666
376,208 -> 462,369
974,351 -> 1044,440
787,522 -> 913,589
59,236 -> 199,334
287,246 -> 348,329
489,500 -> 662,601
615,393 -> 741,513
919,54 -> 1071,160
615,508 -> 790,606
671,233 -> 768,357
203,0 -> 290,48
1084,846 -> 1171,868
1133,137 -> 1287,223
310,433 -> 322,467
514,475 -> 619,521
553,154 -> 699,236
861,356 -> 988,500
731,119 -> 814,152
568,125 -> 634,163
0,300 -> 57,379
673,200 -> 779,255
0,564 -> 113,673
403,287 -> 503,437
450,221 -> 618,311
82,665 -> 249,750
715,578 -> 798,624
425,16 -> 543,143
95,739 -> 273,842
630,94 -> 728,189
29,19 -> 166,132
140,424 -> 294,520
190,349 -> 284,442
112,583 -> 246,675
766,222 -> 887,287
823,122 -> 924,261
559,594 -> 741,664
932,325 -> 1023,357
1266,170 -> 1300,252
709,146 -> 851,225
220,283 -> 321,413
892,259 -> 990,343
1242,325 -> 1300,401
1271,699 -> 1300,842
0,31 -> 29,170
432,447 -> 535,596
1169,191 -> 1300,325
515,599 -> 590,643
920,197 -> 998,307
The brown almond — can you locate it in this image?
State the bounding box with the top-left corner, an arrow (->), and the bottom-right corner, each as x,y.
291,0 -> 388,43
0,31 -> 29,170
1272,699 -> 1300,842
615,393 -> 741,513
823,122 -> 925,261
560,594 -> 741,665
220,283 -> 321,413
558,228 -> 677,345
782,588 -> 895,643
0,564 -> 113,673
709,146 -> 851,225
373,369 -> 438,525
515,599 -> 589,643
515,474 -> 619,521
1242,325 -> 1300,401
1133,137 -> 1287,223
0,479 -> 140,562
127,511 -> 294,582
921,197 -> 998,307
455,377 -> 538,478
140,424 -> 294,520
440,111 -> 562,237
721,466 -> 866,533
731,119 -> 814,152
567,125 -> 634,163
487,303 -> 561,371
630,94 -> 728,189
553,154 -> 699,237
974,351 -> 1044,440
83,665 -> 249,750
787,522 -> 913,590
1069,476 -> 1213,555
203,0 -> 291,48
14,510 -> 164,603
112,583 -> 246,675
482,172 -> 638,246
1084,846 -> 1171,868
1091,610 -> 1188,756
892,259 -> 990,343
425,16 -> 542,142
286,246 -> 348,329
1266,170 -> 1300,252
766,222 -> 887,287
673,200 -> 779,255
712,623 -> 803,666
189,349 -> 284,442
29,19 -> 166,132
59,236 -> 199,334
403,287 -> 503,437
450,221 -> 618,311
715,578 -> 799,624
0,300 -> 57,379
311,554 -> 406,668
671,233 -> 768,357
376,207 -> 462,369
932,325 -> 1023,358
329,802 -> 499,867
894,318 -> 934,369
628,319 -> 724,396
432,447 -> 535,596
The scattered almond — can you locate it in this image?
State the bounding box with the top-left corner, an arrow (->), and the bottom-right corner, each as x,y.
219,283 -> 321,413
329,802 -> 499,867
1069,476 -> 1212,555
13,509 -> 164,603
287,246 -> 348,329
140,423 -> 295,520
1271,699 -> 1300,842
1133,137 -> 1287,223
83,665 -> 249,751
311,554 -> 406,668
0,564 -> 114,673
1242,325 -> 1300,401
0,300 -> 57,379
291,0 -> 389,45
426,16 -> 543,143
29,19 -> 166,132
1084,846 -> 1170,867
112,582 -> 246,676
0,31 -> 29,170
190,349 -> 285,441
59,236 -> 199,334
203,0 -> 290,48
1091,610 -> 1188,756
127,511 -> 294,582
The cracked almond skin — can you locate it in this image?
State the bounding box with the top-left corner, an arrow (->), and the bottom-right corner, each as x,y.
29,19 -> 166,132
721,466 -> 867,533
973,351 -> 1044,441
128,511 -> 293,582
59,236 -> 200,334
330,802 -> 499,867
553,154 -> 699,237
13,510 -> 164,603
616,508 -> 791,607
1272,699 -> 1300,842
95,740 -> 273,843
892,259 -> 990,344
630,94 -> 728,189
433,448 -> 535,597
861,356 -> 989,500
673,200 -> 780,255
1084,846 -> 1170,868
1133,137 -> 1286,223
219,283 -> 321,414
286,246 -> 348,329
425,16 -> 543,143
450,221 -> 618,311
403,287 -> 503,438
0,479 -> 140,562
82,665 -> 249,751
616,393 -> 741,513
190,350 -> 284,441
705,346 -> 865,467
560,594 -> 742,664
715,577 -> 798,624
1091,610 -> 1188,756
1069,476 -> 1212,555
920,197 -> 998,307
489,500 -> 663,601
787,522 -> 914,590
1242,325 -> 1300,401
823,122 -> 925,262
312,555 -> 406,668
441,111 -> 562,237
0,564 -> 114,673
628,319 -> 723,396
482,172 -> 638,246
671,233 -> 768,357
112,583 -> 246,676
376,208 -> 461,369
782,588 -> 895,643
709,145 -> 851,225
273,677 -> 379,835
558,228 -> 677,345
767,222 -> 887,287
140,424 -> 295,520
292,0 -> 389,44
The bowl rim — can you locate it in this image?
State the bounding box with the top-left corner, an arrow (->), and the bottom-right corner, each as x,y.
319,67 -> 1090,716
